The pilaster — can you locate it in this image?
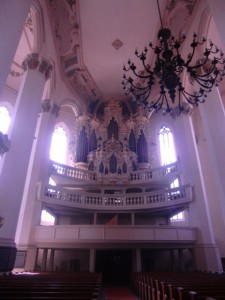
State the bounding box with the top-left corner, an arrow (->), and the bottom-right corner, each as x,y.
0,53 -> 52,272
207,0 -> 225,50
16,99 -> 60,255
174,113 -> 223,272
0,0 -> 32,97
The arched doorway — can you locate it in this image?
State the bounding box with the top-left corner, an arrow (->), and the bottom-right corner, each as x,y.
95,249 -> 133,285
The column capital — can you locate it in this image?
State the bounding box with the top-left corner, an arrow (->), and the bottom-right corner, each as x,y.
22,53 -> 52,79
41,99 -> 60,117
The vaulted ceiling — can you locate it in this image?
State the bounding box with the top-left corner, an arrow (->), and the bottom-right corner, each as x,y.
7,0 -> 211,109
47,0 -> 198,105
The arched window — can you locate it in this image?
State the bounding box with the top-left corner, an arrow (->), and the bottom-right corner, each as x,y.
0,106 -> 10,134
50,126 -> 67,164
159,125 -> 184,222
159,125 -> 176,165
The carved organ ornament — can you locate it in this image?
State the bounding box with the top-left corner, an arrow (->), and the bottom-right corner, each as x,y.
72,100 -> 152,181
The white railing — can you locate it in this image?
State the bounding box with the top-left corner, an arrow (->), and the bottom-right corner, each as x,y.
50,160 -> 180,184
38,184 -> 192,211
50,161 -> 97,181
129,162 -> 179,181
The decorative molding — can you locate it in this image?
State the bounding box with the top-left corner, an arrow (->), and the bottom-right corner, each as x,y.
112,39 -> 123,50
9,69 -> 23,77
167,0 -> 196,14
25,10 -> 33,33
165,0 -> 197,38
41,99 -> 60,117
22,53 -> 52,79
48,0 -> 102,102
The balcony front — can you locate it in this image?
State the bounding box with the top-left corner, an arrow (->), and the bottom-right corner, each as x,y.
32,224 -> 197,248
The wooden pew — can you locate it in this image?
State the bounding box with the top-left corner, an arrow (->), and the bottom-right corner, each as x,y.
0,271 -> 102,300
130,271 -> 225,300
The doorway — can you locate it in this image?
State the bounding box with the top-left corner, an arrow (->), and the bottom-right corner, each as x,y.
95,249 -> 132,285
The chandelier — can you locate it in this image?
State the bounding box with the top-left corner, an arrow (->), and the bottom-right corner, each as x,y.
122,0 -> 225,114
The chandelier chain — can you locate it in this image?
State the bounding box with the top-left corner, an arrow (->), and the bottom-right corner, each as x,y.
156,0 -> 163,30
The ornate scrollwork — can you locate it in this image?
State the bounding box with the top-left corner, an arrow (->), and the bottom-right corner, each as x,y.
22,53 -> 52,79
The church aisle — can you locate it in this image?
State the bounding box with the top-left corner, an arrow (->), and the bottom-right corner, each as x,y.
101,286 -> 139,300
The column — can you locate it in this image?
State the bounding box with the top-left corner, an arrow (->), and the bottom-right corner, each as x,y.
93,213 -> 97,225
135,248 -> 141,272
0,53 -> 52,272
89,248 -> 95,272
207,0 -> 225,49
15,99 -> 60,249
199,87 -> 225,223
174,113 -> 223,272
41,249 -> 48,271
178,249 -> 185,272
131,212 -> 135,225
0,0 -> 32,97
49,249 -> 55,271
170,249 -> 175,271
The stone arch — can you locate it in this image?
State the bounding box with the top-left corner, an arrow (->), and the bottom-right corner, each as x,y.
30,0 -> 45,53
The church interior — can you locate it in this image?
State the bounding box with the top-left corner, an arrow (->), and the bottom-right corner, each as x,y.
1,0 -> 225,292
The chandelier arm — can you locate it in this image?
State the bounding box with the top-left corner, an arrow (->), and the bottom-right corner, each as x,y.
128,85 -> 153,102
189,57 -> 211,70
185,45 -> 198,67
123,62 -> 151,79
181,89 -> 206,104
129,80 -> 154,93
152,95 -> 164,112
175,65 -> 185,77
129,67 -> 153,80
133,88 -> 152,99
185,38 -> 208,68
130,87 -> 152,107
177,90 -> 183,112
144,92 -> 163,112
154,92 -> 164,107
141,89 -> 152,106
163,92 -> 173,112
150,86 -> 171,112
203,65 -> 224,79
195,73 -> 218,83
194,76 -> 215,89
217,59 -> 225,66
141,60 -> 154,76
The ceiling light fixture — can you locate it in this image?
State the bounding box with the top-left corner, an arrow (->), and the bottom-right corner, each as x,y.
122,0 -> 225,114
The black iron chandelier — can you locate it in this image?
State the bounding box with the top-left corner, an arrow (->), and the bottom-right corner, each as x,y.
122,0 -> 225,114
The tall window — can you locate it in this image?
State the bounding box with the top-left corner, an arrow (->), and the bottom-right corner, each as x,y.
50,126 -> 67,164
0,106 -> 10,134
159,125 -> 176,165
159,125 -> 184,222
